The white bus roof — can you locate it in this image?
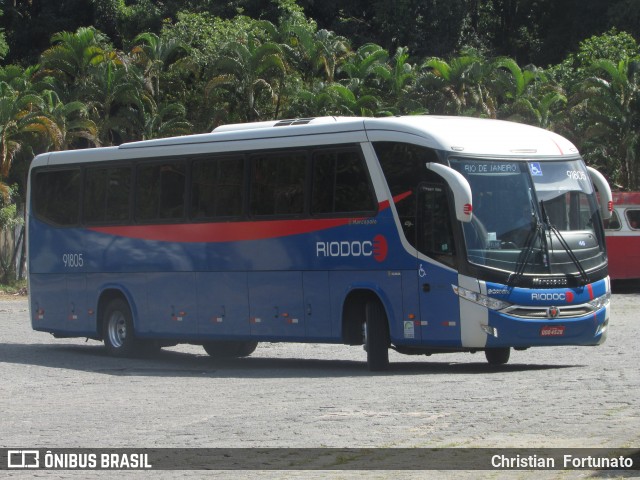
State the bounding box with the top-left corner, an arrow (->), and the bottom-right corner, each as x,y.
32,116 -> 580,168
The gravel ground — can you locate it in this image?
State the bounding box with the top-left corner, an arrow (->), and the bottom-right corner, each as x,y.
0,284 -> 638,479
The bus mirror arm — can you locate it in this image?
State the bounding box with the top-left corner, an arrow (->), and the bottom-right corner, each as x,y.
587,166 -> 613,220
426,163 -> 473,223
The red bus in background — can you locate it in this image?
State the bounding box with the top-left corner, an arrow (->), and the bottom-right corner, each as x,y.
605,192 -> 640,280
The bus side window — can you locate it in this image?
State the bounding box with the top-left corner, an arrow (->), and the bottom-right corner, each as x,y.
191,156 -> 244,219
33,169 -> 81,226
374,141 -> 440,249
418,183 -> 456,266
84,166 -> 132,224
311,149 -> 376,215
250,152 -> 306,216
626,209 -> 640,230
605,210 -> 621,230
136,161 -> 186,221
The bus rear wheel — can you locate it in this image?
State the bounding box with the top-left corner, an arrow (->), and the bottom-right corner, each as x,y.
485,347 -> 510,365
203,341 -> 258,358
103,298 -> 137,357
364,300 -> 390,371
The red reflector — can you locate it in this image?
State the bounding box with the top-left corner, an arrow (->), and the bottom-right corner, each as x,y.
464,203 -> 472,215
608,201 -> 613,212
540,325 -> 565,337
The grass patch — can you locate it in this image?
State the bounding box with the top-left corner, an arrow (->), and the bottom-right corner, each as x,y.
0,278 -> 27,296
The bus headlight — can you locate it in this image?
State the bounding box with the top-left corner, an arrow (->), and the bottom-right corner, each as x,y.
588,292 -> 611,311
452,285 -> 512,311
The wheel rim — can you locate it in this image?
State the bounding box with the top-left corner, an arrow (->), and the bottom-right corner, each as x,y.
107,311 -> 127,348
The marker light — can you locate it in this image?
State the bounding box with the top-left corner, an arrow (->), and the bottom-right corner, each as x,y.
452,285 -> 512,311
481,324 -> 499,338
595,319 -> 608,336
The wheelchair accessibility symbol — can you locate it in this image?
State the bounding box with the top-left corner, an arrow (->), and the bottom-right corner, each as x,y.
529,162 -> 543,176
418,264 -> 426,278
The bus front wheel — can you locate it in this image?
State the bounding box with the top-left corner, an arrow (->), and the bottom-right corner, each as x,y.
485,347 -> 510,365
364,301 -> 390,371
103,298 -> 137,357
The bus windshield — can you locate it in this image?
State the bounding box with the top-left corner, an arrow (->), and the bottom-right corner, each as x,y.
449,158 -> 606,281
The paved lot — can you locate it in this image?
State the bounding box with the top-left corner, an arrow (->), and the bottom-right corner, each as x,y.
1,284 -> 638,479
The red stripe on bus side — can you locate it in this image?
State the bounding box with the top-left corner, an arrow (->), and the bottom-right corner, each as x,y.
89,217 -> 353,243
87,194 -> 410,243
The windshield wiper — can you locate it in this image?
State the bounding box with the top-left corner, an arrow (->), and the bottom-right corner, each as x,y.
539,200 -> 590,285
507,214 -> 543,287
508,190 -> 547,287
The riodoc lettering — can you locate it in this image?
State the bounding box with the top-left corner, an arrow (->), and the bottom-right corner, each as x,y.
531,291 -> 575,302
316,240 -> 373,258
316,235 -> 388,262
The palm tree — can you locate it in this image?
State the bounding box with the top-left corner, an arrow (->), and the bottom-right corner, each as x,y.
418,52 -> 498,117
373,47 -> 422,115
40,26 -> 112,98
575,58 -> 640,189
131,32 -> 190,103
0,87 -> 62,198
340,43 -> 389,98
84,60 -> 150,145
141,100 -> 191,140
284,22 -> 350,85
205,35 -> 287,122
492,58 -> 568,128
510,89 -> 568,129
40,90 -> 100,149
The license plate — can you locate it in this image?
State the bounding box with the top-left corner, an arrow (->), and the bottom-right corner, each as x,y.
540,325 -> 565,337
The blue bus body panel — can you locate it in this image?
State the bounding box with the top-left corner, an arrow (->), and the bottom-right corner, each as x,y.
28,205 -> 425,343
28,209 -> 609,349
483,279 -> 609,348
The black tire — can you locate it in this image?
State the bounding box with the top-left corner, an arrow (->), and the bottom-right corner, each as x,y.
364,301 -> 390,371
485,347 -> 510,365
139,339 -> 163,356
203,341 -> 258,358
103,298 -> 137,357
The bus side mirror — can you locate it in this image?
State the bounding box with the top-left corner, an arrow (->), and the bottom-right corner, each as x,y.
587,166 -> 613,220
426,163 -> 473,223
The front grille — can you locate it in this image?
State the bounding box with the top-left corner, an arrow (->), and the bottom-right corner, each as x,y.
502,303 -> 594,319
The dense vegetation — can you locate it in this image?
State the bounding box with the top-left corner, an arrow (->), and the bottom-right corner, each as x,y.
0,0 -> 639,245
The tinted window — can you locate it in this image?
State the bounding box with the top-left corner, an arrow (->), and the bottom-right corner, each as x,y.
136,161 -> 186,221
418,183 -> 455,265
191,156 -> 244,219
605,210 -> 621,230
250,152 -> 306,216
33,169 -> 81,226
626,209 -> 640,230
374,141 -> 442,248
84,166 -> 132,224
311,150 -> 376,215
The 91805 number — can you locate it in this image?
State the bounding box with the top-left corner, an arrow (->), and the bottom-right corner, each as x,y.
62,253 -> 84,268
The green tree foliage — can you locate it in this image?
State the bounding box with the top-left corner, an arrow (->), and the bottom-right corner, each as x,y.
0,8 -> 9,62
574,59 -> 640,189
0,2 -> 637,240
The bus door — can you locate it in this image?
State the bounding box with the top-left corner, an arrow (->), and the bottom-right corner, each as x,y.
248,272 -> 306,339
416,183 -> 462,346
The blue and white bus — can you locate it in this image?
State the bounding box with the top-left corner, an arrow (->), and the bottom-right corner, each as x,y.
27,116 -> 613,370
